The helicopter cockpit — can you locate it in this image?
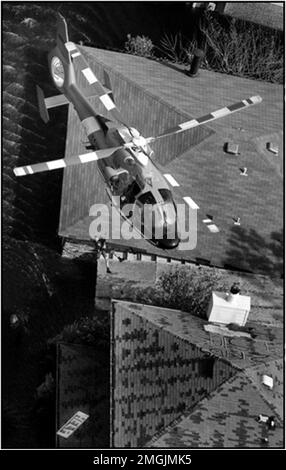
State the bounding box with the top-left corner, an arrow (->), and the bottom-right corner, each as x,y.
121,178 -> 142,205
136,188 -> 180,249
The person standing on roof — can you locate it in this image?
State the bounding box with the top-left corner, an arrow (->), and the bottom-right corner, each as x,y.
93,237 -> 124,274
94,237 -> 112,274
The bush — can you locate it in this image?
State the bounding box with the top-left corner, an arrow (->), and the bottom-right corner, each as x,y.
155,14 -> 283,84
201,13 -> 283,83
158,33 -> 196,64
135,267 -> 228,319
48,315 -> 109,348
124,33 -> 154,57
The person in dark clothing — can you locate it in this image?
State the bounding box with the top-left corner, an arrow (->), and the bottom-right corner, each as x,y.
94,237 -> 124,274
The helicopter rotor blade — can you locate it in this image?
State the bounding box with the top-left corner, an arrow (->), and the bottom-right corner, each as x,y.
13,146 -> 122,177
146,95 -> 262,144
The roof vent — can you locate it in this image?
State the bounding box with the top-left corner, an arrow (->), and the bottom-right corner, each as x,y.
262,375 -> 273,389
225,142 -> 240,155
266,142 -> 278,155
240,167 -> 248,176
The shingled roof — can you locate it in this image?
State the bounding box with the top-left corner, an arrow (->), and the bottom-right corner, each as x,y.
110,299 -> 283,448
147,370 -> 283,448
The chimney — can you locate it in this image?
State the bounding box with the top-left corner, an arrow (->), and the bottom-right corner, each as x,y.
226,283 -> 241,302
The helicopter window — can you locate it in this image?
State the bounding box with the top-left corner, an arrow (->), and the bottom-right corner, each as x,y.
138,191 -> 156,206
158,188 -> 174,203
162,203 -> 177,225
121,180 -> 141,205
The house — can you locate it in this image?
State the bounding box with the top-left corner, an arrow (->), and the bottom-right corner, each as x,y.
110,296 -> 283,448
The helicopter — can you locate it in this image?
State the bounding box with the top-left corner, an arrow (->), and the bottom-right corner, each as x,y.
13,13 -> 262,250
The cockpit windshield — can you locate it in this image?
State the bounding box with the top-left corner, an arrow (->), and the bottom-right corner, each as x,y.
158,188 -> 174,203
162,202 -> 177,225
158,189 -> 177,224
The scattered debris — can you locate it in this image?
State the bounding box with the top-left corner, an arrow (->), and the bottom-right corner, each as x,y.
266,142 -> 278,154
240,167 -> 248,176
225,142 -> 240,155
257,415 -> 276,429
207,224 -> 220,233
21,18 -> 38,29
268,416 -> 276,429
257,414 -> 269,423
262,375 -> 274,390
202,214 -> 219,232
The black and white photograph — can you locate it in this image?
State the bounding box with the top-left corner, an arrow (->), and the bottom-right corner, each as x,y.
2,0 -> 284,456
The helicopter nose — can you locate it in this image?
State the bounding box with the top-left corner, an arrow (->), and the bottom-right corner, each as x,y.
156,237 -> 180,249
153,223 -> 180,250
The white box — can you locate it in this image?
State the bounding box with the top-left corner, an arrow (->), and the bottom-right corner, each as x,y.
207,291 -> 251,326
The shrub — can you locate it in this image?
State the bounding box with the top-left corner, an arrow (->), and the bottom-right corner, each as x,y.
156,14 -> 283,83
201,13 -> 283,83
124,33 -> 154,57
48,315 -> 109,348
135,266 -> 228,319
158,33 -> 196,64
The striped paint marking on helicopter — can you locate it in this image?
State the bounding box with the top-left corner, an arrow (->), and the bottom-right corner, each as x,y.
163,174 -> 180,187
14,167 -> 26,176
13,147 -> 123,176
14,159 -> 66,176
71,51 -> 81,58
147,95 -> 262,142
26,165 -> 33,174
70,46 -> 127,123
65,41 -> 77,52
100,93 -> 116,110
78,152 -> 101,163
211,107 -> 231,119
82,67 -> 98,85
183,196 -> 200,210
81,116 -> 102,135
178,119 -> 199,131
47,159 -> 67,170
